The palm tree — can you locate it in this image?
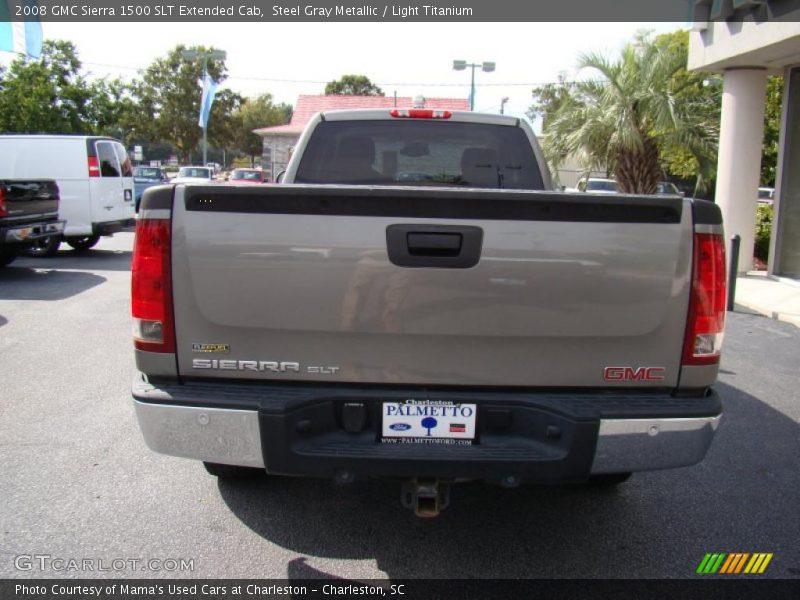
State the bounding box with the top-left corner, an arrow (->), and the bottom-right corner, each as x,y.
542,34 -> 719,194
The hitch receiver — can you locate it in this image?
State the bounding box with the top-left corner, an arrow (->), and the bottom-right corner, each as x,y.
401,478 -> 450,518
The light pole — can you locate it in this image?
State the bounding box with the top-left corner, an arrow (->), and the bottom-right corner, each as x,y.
500,97 -> 509,115
453,60 -> 495,111
182,48 -> 226,166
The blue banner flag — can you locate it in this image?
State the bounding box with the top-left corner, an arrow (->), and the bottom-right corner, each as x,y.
198,73 -> 218,128
0,1 -> 43,58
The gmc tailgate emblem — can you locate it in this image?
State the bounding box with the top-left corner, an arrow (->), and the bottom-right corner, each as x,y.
603,367 -> 666,382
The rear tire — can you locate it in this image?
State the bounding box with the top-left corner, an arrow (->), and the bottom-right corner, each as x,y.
66,234 -> 101,251
587,472 -> 632,486
23,235 -> 61,258
203,462 -> 264,479
0,250 -> 18,267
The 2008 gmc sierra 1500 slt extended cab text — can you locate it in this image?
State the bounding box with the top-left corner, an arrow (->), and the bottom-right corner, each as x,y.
131,109 -> 726,516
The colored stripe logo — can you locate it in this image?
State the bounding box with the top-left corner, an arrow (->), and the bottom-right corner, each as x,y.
696,553 -> 773,574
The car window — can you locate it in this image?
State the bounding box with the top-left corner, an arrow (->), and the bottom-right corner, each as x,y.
135,167 -> 162,178
96,142 -> 120,177
586,180 -> 618,192
295,120 -> 544,189
232,170 -> 261,180
114,142 -> 133,177
179,167 -> 211,178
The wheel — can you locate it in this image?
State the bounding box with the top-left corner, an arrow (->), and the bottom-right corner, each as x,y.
0,250 -> 18,267
203,462 -> 264,479
66,234 -> 101,251
587,472 -> 632,486
23,235 -> 61,258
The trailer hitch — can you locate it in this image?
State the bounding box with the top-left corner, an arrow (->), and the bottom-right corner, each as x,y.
401,478 -> 450,518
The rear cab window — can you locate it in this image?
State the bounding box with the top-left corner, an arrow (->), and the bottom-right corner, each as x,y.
295,120 -> 544,189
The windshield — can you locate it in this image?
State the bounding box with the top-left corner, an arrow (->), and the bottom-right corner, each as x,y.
231,170 -> 262,181
586,179 -> 618,192
134,167 -> 162,179
178,167 -> 211,178
295,120 -> 544,189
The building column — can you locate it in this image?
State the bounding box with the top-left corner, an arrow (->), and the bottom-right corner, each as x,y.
769,66 -> 800,279
714,68 -> 767,273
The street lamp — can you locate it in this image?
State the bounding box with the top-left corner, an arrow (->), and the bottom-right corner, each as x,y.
182,48 -> 227,166
500,97 -> 509,115
453,60 -> 495,111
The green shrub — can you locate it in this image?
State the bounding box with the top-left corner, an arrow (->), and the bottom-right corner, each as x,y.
754,204 -> 773,261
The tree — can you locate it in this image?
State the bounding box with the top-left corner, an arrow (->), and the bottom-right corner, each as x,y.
325,74 -> 384,96
528,73 -> 576,132
761,75 -> 783,187
133,45 -> 235,163
533,31 -> 719,194
88,78 -> 139,143
233,94 -> 292,166
0,40 -> 128,135
650,30 -> 721,194
207,89 -> 244,154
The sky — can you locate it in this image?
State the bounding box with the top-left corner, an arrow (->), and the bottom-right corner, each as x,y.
27,22 -> 685,129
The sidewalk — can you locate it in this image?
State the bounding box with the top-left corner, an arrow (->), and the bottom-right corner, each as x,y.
732,271 -> 800,327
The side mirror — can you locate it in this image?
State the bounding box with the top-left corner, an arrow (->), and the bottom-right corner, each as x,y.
276,171 -> 286,183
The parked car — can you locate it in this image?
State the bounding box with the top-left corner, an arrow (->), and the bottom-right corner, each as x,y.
134,166 -> 168,212
227,168 -> 266,184
758,187 -> 775,205
0,135 -> 135,256
576,177 -> 619,194
0,179 -> 64,267
171,166 -> 215,184
656,181 -> 684,196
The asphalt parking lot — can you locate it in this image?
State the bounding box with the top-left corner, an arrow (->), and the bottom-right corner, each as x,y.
0,232 -> 798,580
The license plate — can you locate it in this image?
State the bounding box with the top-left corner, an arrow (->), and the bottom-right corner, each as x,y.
381,400 -> 476,445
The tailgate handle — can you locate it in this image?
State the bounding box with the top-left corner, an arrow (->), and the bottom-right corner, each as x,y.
407,232 -> 462,256
387,224 -> 483,268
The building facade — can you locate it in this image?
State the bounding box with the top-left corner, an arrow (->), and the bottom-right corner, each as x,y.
689,0 -> 800,277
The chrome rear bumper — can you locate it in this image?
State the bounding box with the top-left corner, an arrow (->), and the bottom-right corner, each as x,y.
590,416 -> 720,474
133,400 -> 720,475
134,401 -> 265,468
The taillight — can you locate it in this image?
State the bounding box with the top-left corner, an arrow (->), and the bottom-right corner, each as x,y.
390,109 -> 452,119
0,187 -> 7,218
131,218 -> 175,353
682,233 -> 726,366
88,156 -> 101,177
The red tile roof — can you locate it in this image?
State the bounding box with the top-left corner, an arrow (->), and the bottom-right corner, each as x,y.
254,94 -> 470,136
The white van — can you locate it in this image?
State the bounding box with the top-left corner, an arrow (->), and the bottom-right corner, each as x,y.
0,135 -> 135,255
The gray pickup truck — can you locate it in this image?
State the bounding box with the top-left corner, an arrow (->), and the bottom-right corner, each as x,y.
131,109 -> 726,516
0,180 -> 64,267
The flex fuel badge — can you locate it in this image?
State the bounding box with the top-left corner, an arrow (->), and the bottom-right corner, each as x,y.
192,343 -> 230,354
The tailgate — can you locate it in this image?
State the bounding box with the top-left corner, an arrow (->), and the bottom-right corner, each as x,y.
171,185 -> 692,388
1,180 -> 59,221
